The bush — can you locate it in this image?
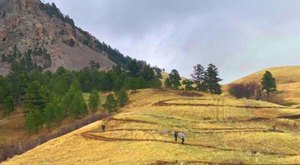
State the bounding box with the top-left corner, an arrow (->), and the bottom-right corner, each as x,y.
229,82 -> 261,99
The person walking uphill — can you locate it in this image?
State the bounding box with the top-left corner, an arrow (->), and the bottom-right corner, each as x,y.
181,132 -> 185,144
174,131 -> 178,143
101,124 -> 106,132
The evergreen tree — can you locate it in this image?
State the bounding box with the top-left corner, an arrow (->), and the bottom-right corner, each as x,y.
7,70 -> 29,105
3,96 -> 14,116
140,65 -> 155,81
52,100 -> 64,123
23,81 -> 46,113
117,89 -> 129,107
167,69 -> 181,90
149,77 -> 162,89
25,111 -> 42,134
43,103 -> 55,128
204,64 -> 222,94
103,94 -> 118,113
261,71 -> 277,96
69,91 -> 88,118
89,89 -> 100,113
111,66 -> 126,91
0,77 -> 8,104
191,64 -> 206,91
127,59 -> 141,78
164,77 -> 172,88
125,77 -> 139,93
62,81 -> 87,118
25,111 -> 37,134
153,67 -> 162,79
182,79 -> 194,91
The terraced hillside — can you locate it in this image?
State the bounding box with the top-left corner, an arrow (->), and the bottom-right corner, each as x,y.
3,89 -> 300,164
228,66 -> 300,106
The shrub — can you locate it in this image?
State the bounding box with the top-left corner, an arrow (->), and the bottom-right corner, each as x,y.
229,82 -> 261,99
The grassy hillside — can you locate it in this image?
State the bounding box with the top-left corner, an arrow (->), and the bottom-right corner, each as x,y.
233,66 -> 300,84
4,89 -> 300,164
228,66 -> 300,105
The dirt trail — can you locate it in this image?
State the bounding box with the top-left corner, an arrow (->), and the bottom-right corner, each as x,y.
151,160 -> 244,165
108,117 -> 157,125
278,114 -> 300,119
102,128 -> 282,134
153,99 -> 283,109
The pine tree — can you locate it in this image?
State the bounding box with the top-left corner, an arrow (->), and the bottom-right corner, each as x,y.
261,71 -> 277,96
23,81 -> 46,113
25,111 -> 36,134
191,64 -> 206,90
164,77 -> 172,88
103,94 -> 118,113
62,81 -> 80,115
166,69 -> 181,90
43,103 -> 55,128
25,111 -> 42,134
60,80 -> 87,118
69,91 -> 87,119
204,64 -> 222,94
127,59 -> 141,78
3,96 -> 14,116
182,79 -> 194,91
125,77 -> 138,93
140,65 -> 155,81
117,89 -> 129,107
0,77 -> 8,104
89,89 -> 100,113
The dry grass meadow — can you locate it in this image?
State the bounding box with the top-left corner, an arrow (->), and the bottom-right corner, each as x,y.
3,89 -> 300,165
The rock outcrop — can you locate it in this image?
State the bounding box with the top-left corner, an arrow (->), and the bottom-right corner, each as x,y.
0,0 -> 116,75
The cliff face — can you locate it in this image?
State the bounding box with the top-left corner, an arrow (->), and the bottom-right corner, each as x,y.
0,0 -> 115,75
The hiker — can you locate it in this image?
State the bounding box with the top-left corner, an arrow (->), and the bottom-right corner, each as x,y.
101,124 -> 106,132
273,125 -> 276,132
181,132 -> 185,144
174,131 -> 178,142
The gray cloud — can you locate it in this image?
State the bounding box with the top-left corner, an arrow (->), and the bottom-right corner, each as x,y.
43,0 -> 300,83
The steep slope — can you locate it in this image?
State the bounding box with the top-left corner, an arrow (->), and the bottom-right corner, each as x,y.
228,66 -> 300,105
0,0 -> 123,75
3,89 -> 300,164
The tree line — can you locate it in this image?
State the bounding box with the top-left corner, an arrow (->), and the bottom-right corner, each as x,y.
0,59 -> 161,134
165,64 -> 222,94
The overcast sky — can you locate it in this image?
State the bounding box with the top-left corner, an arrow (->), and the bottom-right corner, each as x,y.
43,0 -> 300,83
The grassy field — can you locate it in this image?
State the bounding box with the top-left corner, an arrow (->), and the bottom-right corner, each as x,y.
3,89 -> 300,164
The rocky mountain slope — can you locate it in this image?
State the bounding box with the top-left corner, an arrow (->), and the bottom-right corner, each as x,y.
0,0 -> 133,75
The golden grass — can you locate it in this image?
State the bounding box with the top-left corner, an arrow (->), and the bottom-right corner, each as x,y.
3,89 -> 300,164
233,66 -> 300,85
